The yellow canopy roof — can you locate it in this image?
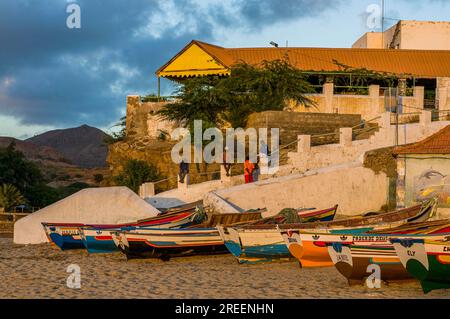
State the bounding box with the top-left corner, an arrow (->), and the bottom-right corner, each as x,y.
157,40 -> 450,79
157,41 -> 230,79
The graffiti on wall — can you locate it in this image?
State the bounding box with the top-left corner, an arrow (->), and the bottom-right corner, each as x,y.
414,169 -> 450,207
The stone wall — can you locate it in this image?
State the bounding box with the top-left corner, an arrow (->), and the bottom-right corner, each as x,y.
126,96 -> 176,140
246,111 -> 362,145
108,139 -> 227,191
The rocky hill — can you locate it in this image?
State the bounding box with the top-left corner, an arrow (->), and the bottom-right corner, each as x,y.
26,125 -> 110,168
0,137 -> 69,163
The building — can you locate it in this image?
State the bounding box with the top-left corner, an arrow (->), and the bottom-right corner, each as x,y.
394,125 -> 450,209
155,39 -> 450,120
124,20 -> 450,141
352,20 -> 450,50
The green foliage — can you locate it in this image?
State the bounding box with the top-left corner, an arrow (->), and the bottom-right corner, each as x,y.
57,182 -> 92,199
331,61 -> 397,94
104,116 -> 126,144
141,94 -> 171,102
156,60 -> 316,128
0,184 -> 25,212
114,159 -> 163,193
24,184 -> 61,209
26,183 -> 94,209
0,142 -> 44,191
157,76 -> 225,128
0,143 -> 95,209
94,174 -> 104,184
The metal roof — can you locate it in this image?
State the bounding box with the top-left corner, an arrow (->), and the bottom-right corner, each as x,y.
157,40 -> 450,78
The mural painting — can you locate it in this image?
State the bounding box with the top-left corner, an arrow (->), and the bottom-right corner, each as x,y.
414,169 -> 450,207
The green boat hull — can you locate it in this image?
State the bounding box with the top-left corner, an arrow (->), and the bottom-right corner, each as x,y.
406,255 -> 450,293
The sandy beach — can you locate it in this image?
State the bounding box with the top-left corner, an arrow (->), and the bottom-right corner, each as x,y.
0,238 -> 449,299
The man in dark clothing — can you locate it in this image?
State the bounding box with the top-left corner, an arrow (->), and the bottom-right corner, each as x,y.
223,147 -> 232,177
179,160 -> 190,184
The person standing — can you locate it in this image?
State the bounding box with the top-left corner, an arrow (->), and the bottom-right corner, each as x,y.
252,157 -> 260,182
244,156 -> 255,184
179,160 -> 190,184
223,146 -> 232,177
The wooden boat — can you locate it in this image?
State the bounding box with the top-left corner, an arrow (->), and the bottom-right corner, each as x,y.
327,219 -> 450,285
42,202 -> 204,251
216,205 -> 339,264
279,199 -> 437,268
42,223 -> 85,250
111,211 -> 264,260
391,237 -> 450,293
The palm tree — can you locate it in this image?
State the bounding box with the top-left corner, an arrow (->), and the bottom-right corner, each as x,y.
0,184 -> 25,213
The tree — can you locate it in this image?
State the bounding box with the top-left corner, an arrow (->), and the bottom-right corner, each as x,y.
0,142 -> 44,192
104,116 -> 126,144
94,174 -> 104,184
0,184 -> 25,212
156,76 -> 225,129
156,60 -> 316,128
114,160 -> 162,193
25,184 -> 61,209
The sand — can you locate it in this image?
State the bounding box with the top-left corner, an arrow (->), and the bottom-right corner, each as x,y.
0,238 -> 449,299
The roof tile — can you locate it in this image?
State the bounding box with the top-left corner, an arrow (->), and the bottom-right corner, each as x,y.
394,125 -> 450,155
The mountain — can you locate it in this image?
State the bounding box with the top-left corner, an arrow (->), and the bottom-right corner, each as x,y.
26,125 -> 110,168
0,137 -> 69,163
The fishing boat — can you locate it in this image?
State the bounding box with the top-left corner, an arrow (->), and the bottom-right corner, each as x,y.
327,219 -> 450,285
216,205 -> 339,264
111,211 -> 265,260
391,237 -> 450,293
42,223 -> 85,250
279,199 -> 437,268
42,201 -> 204,251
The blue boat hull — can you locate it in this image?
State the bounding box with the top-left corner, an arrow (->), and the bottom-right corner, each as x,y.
49,233 -> 84,251
224,241 -> 292,264
82,236 -> 118,254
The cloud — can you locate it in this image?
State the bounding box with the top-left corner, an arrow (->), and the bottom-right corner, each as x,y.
0,0 -> 344,135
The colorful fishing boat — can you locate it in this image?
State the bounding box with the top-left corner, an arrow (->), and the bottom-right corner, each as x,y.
216,205 -> 339,264
79,211 -> 202,254
42,201 -> 204,251
279,199 -> 437,268
112,211 -> 265,260
328,219 -> 450,285
42,223 -> 86,250
391,237 -> 450,293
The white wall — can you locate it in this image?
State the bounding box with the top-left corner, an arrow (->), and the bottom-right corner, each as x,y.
288,112 -> 450,174
205,162 -> 388,217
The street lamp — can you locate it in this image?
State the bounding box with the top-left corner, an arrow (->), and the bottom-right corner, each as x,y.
269,41 -> 279,48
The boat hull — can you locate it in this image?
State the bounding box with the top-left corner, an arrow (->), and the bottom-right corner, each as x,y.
280,200 -> 437,268
43,224 -> 85,250
112,228 -> 227,260
80,218 -> 197,254
218,227 -> 292,264
80,229 -> 120,254
328,241 -> 412,284
43,210 -> 199,252
217,205 -> 339,264
282,229 -> 373,268
392,239 -> 450,293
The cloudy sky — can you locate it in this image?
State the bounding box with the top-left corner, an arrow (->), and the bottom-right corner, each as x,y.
0,0 -> 449,139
